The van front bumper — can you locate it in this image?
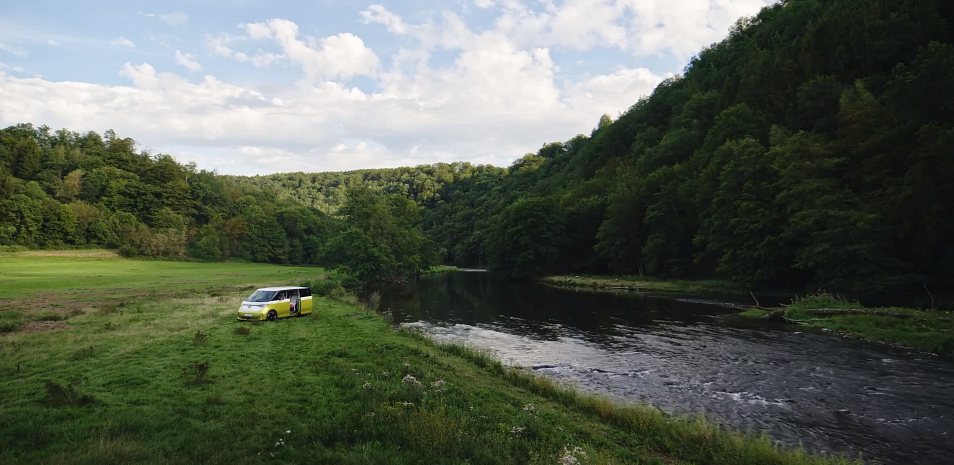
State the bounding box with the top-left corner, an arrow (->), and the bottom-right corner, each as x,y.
237,312 -> 266,321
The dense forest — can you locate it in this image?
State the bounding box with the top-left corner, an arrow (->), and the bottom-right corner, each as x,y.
3,0 -> 953,295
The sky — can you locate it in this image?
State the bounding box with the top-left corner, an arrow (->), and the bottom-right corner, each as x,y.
0,0 -> 775,175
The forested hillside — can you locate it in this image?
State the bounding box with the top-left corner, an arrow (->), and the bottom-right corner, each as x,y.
3,0 -> 953,295
241,0 -> 954,294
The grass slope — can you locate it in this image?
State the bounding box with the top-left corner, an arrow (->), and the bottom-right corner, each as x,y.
541,275 -> 747,295
785,294 -> 954,356
0,254 -> 855,464
741,293 -> 954,356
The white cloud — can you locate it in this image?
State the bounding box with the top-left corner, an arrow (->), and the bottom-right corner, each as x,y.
492,0 -> 773,58
159,12 -> 189,28
151,34 -> 179,48
0,43 -> 28,57
0,1 -> 775,175
111,36 -> 136,48
359,5 -> 407,34
48,39 -> 59,46
0,62 -> 27,73
474,0 -> 496,8
240,19 -> 380,81
204,33 -> 240,57
174,50 -> 201,72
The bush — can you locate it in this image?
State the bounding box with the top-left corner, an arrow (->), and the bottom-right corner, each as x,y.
303,278 -> 347,298
118,245 -> 139,258
71,346 -> 95,360
44,381 -> 95,407
98,304 -> 120,315
234,326 -> 251,336
183,361 -> 210,384
0,320 -> 22,333
193,330 -> 208,346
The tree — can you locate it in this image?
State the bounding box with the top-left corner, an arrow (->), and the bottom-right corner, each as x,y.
13,138 -> 41,179
487,197 -> 565,279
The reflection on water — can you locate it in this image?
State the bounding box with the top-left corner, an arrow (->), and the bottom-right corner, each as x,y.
381,271 -> 954,465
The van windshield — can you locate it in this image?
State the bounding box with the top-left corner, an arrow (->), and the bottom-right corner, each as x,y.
246,290 -> 277,303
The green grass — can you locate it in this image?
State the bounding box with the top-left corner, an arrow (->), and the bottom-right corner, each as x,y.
738,308 -> 769,318
423,265 -> 461,274
0,253 -> 856,464
739,292 -> 954,356
541,274 -> 747,295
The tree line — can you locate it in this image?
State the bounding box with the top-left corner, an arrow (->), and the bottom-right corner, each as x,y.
3,0 -> 953,294
0,126 -> 438,282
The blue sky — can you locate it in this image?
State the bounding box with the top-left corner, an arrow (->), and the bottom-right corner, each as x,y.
0,0 -> 773,175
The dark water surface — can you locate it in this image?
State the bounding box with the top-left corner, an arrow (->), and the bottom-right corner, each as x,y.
381,271 -> 954,464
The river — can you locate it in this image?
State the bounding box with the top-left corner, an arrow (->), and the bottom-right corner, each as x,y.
380,271 -> 954,464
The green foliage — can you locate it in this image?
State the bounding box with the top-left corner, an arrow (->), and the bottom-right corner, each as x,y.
777,292 -> 954,355
300,277 -> 347,298
488,196 -> 566,279
321,188 -> 431,282
2,0 -> 954,294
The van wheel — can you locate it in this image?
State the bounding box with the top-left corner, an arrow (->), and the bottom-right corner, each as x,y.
266,311 -> 277,322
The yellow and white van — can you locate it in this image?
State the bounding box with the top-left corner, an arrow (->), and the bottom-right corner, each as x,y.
237,286 -> 313,322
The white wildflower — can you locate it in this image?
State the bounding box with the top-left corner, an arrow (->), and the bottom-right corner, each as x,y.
511,425 -> 525,437
558,446 -> 587,465
363,382 -> 371,390
523,403 -> 535,413
402,374 -> 422,387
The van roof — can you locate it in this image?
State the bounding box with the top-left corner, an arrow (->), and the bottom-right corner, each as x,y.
255,286 -> 308,291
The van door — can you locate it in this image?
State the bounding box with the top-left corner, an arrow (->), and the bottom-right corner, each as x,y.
273,290 -> 290,317
289,289 -> 300,314
301,288 -> 312,314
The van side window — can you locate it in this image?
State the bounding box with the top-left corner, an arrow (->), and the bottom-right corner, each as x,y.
302,288 -> 311,297
275,291 -> 286,300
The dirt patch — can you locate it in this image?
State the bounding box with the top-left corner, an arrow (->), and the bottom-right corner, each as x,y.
5,250 -> 119,259
9,320 -> 67,335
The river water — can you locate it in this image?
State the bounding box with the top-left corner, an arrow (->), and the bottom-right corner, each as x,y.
380,271 -> 954,464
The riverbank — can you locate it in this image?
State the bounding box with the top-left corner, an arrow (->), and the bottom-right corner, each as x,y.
0,254 -> 854,464
542,274 -> 748,295
741,293 -> 954,356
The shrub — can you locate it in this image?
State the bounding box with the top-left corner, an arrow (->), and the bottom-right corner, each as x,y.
44,381 -> 95,407
303,278 -> 347,298
193,330 -> 207,346
71,346 -> 95,360
99,304 -> 120,315
118,245 -> 139,258
0,320 -> 22,333
235,326 -> 251,336
102,322 -> 120,331
365,291 -> 381,313
183,361 -> 210,384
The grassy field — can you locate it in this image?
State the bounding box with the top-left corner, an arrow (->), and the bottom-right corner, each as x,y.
0,253 -> 856,464
740,293 -> 954,356
0,250 -> 330,334
541,275 -> 749,295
